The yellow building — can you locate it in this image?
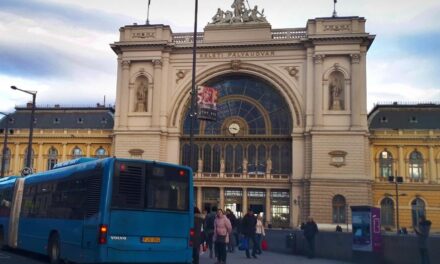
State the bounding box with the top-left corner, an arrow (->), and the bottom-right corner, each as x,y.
0,105 -> 114,176
369,103 -> 440,232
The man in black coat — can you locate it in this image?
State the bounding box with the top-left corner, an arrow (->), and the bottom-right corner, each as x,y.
303,216 -> 319,259
414,215 -> 432,264
241,209 -> 258,259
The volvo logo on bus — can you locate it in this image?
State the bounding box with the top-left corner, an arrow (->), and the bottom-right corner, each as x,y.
21,167 -> 33,176
110,236 -> 127,241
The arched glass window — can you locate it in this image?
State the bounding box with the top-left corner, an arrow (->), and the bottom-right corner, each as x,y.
181,144 -> 199,172
247,145 -> 256,174
72,147 -> 83,159
332,195 -> 346,224
225,144 -> 234,173
234,145 -> 243,173
379,151 -> 393,178
0,147 -> 11,174
380,198 -> 395,227
271,145 -> 280,173
212,145 -> 221,173
23,147 -> 35,169
203,144 -> 212,172
281,144 -> 291,174
409,151 -> 423,181
257,145 -> 266,174
411,198 -> 426,227
95,147 -> 107,159
47,147 -> 58,170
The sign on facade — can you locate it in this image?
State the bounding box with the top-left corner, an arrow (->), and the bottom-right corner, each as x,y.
197,86 -> 218,121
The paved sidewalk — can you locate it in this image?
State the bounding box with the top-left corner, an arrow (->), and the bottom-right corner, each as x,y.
199,250 -> 352,264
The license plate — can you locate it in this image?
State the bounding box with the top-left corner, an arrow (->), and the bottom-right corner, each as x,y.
142,237 -> 160,243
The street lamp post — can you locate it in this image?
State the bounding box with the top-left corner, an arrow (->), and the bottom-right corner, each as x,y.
11,86 -> 37,173
189,0 -> 199,170
387,175 -> 405,234
0,112 -> 10,177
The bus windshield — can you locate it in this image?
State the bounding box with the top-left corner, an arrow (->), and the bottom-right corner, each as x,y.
111,161 -> 189,212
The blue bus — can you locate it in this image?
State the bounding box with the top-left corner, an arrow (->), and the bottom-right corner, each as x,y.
0,158 -> 194,263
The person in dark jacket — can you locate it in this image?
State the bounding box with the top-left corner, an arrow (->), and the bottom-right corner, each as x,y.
303,216 -> 318,259
241,209 -> 258,259
192,207 -> 204,264
414,215 -> 432,264
204,206 -> 217,259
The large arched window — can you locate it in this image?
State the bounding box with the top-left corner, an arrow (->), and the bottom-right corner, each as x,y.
23,147 -> 35,169
409,151 -> 423,181
203,144 -> 212,172
181,143 -> 199,172
47,147 -> 58,170
332,195 -> 346,224
95,147 -> 107,159
411,198 -> 426,227
234,145 -> 243,173
0,147 -> 11,174
381,198 -> 395,227
180,74 -> 293,177
72,147 -> 83,159
379,150 -> 393,178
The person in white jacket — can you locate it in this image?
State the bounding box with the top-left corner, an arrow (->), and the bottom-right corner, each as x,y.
255,215 -> 265,254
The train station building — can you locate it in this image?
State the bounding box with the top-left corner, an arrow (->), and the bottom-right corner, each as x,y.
1,2 -> 439,231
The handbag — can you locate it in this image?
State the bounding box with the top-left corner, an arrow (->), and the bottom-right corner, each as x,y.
261,239 -> 268,251
238,237 -> 249,251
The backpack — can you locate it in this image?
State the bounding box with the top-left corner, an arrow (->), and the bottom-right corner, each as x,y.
205,214 -> 215,232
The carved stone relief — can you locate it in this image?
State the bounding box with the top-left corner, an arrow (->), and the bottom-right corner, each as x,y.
176,70 -> 190,84
284,66 -> 299,79
210,0 -> 267,25
323,24 -> 351,32
231,60 -> 242,71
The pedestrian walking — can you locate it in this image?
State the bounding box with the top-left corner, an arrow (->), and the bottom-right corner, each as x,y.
225,209 -> 237,253
213,209 -> 232,264
414,215 -> 432,264
192,207 -> 204,264
255,215 -> 265,254
303,216 -> 319,259
204,206 -> 217,259
335,225 -> 342,232
241,209 -> 258,259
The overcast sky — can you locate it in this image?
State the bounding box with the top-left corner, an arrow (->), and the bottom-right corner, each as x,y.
1,0 -> 440,113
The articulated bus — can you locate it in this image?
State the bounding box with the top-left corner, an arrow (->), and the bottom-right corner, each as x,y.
0,158 -> 194,263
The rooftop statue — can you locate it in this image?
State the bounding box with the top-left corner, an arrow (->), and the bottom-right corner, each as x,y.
210,0 -> 267,25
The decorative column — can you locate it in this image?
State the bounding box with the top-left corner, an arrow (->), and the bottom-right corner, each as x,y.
86,144 -> 91,157
265,188 -> 271,226
37,143 -> 43,172
160,55 -> 170,127
62,143 -> 67,162
242,188 -> 248,214
306,47 -> 314,130
152,59 -> 162,127
219,187 -> 225,210
398,146 -> 405,178
14,143 -> 20,175
429,146 -> 435,183
114,57 -> 123,127
313,54 -> 324,127
197,186 -> 203,211
350,54 -> 361,128
120,60 -> 131,128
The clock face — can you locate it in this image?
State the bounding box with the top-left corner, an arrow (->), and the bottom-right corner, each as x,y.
228,123 -> 240,134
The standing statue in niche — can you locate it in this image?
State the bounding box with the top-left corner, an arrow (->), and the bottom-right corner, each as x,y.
329,73 -> 344,110
136,80 -> 148,112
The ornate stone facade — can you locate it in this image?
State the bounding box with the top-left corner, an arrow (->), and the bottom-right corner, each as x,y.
110,4 -> 374,228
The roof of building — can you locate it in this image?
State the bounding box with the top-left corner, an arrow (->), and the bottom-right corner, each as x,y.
368,103 -> 440,130
0,105 -> 114,130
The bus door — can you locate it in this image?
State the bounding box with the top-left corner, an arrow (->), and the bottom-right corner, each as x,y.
8,178 -> 24,248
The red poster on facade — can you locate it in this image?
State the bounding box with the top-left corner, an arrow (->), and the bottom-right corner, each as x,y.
197,86 -> 218,121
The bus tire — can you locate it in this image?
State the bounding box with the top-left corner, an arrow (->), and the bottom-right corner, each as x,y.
48,233 -> 61,264
0,227 -> 5,249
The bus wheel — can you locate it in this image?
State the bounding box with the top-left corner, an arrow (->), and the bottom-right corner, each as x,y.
0,227 -> 5,249
48,233 -> 61,264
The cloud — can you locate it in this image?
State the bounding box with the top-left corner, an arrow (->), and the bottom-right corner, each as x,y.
0,0 -> 131,33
